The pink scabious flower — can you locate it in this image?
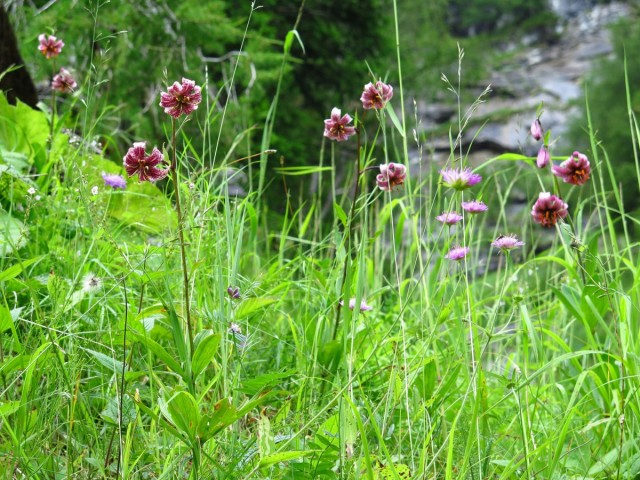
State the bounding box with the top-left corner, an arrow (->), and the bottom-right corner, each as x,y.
323,107 -> 356,142
445,246 -> 470,261
492,234 -> 525,252
101,173 -> 126,189
340,298 -> 373,311
360,81 -> 393,110
38,34 -> 64,59
461,200 -> 488,214
531,192 -> 568,227
536,145 -> 550,168
440,167 -> 482,191
530,118 -> 543,141
436,211 -> 463,225
376,162 -> 407,191
551,151 -> 591,186
51,68 -> 77,93
123,142 -> 169,182
159,78 -> 202,118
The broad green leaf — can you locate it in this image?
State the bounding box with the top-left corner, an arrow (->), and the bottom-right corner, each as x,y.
159,390 -> 200,443
192,330 -> 221,379
258,450 -> 315,468
100,394 -> 137,427
0,255 -> 44,283
198,398 -> 238,441
236,297 -> 278,319
0,211 -> 26,255
385,103 -> 405,138
238,369 -> 295,395
82,348 -> 125,372
129,330 -> 185,377
333,202 -> 348,228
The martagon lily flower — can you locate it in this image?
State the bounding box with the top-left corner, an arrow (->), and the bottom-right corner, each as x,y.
38,34 -> 64,59
536,145 -> 550,168
440,167 -> 482,191
159,78 -> 202,118
552,151 -> 591,186
376,163 -> 407,191
51,68 -> 77,93
323,108 -> 356,142
360,81 -> 393,110
123,142 -> 169,182
531,192 -> 568,227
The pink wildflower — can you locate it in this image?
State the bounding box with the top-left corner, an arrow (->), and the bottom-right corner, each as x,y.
552,151 -> 591,186
101,173 -> 126,189
123,142 -> 169,182
376,163 -> 407,191
445,246 -> 470,261
159,78 -> 202,118
530,118 -> 543,141
536,145 -> 550,168
436,212 -> 463,225
323,108 -> 356,142
440,167 -> 482,191
38,34 -> 64,59
492,234 -> 525,252
340,298 -> 373,312
531,192 -> 568,228
360,81 -> 393,110
51,68 -> 77,93
461,200 -> 488,214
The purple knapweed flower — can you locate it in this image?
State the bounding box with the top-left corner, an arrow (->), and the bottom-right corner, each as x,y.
536,145 -> 550,168
227,286 -> 241,299
445,246 -> 470,261
123,142 -> 169,182
360,81 -> 393,110
530,118 -> 543,141
461,200 -> 488,214
38,34 -> 64,59
376,162 -> 407,191
101,173 -> 126,189
436,212 -> 463,225
492,234 -> 525,252
440,167 -> 482,191
159,78 -> 202,118
51,68 -> 77,93
340,298 -> 373,312
552,151 -> 591,186
323,108 -> 356,142
531,192 -> 568,228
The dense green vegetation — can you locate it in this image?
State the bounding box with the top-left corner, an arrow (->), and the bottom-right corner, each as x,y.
1,1 -> 639,479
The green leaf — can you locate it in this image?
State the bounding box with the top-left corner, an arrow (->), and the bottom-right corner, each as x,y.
258,450 -> 315,468
159,390 -> 200,443
0,255 -> 44,283
236,297 -> 278,319
385,104 -> 405,138
129,330 -> 185,377
82,348 -> 125,372
191,330 -> 221,379
197,398 -> 238,441
333,202 -> 348,228
239,370 -> 295,396
0,211 -> 26,255
100,394 -> 137,427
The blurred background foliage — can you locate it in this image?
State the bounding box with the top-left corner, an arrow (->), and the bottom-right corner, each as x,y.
7,0 -> 629,204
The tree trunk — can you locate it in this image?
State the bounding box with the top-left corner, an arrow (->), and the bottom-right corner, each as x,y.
0,5 -> 39,108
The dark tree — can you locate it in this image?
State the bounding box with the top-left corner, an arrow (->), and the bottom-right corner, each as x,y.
0,4 -> 38,107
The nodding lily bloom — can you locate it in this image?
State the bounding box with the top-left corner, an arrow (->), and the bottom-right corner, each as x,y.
536,145 -> 550,168
38,34 -> 64,59
552,151 -> 590,185
376,162 -> 407,191
461,200 -> 488,214
360,81 -> 393,110
323,108 -> 356,142
436,212 -> 463,225
159,78 -> 202,118
440,167 -> 482,191
445,246 -> 470,261
101,173 -> 126,189
340,298 -> 373,312
492,234 -> 525,252
531,192 -> 568,227
531,118 -> 543,141
123,142 -> 169,182
51,68 -> 77,93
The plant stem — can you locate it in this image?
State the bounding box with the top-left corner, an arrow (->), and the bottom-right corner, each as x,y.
170,118 -> 195,355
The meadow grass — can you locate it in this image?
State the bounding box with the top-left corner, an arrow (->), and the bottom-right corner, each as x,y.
0,2 -> 639,479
